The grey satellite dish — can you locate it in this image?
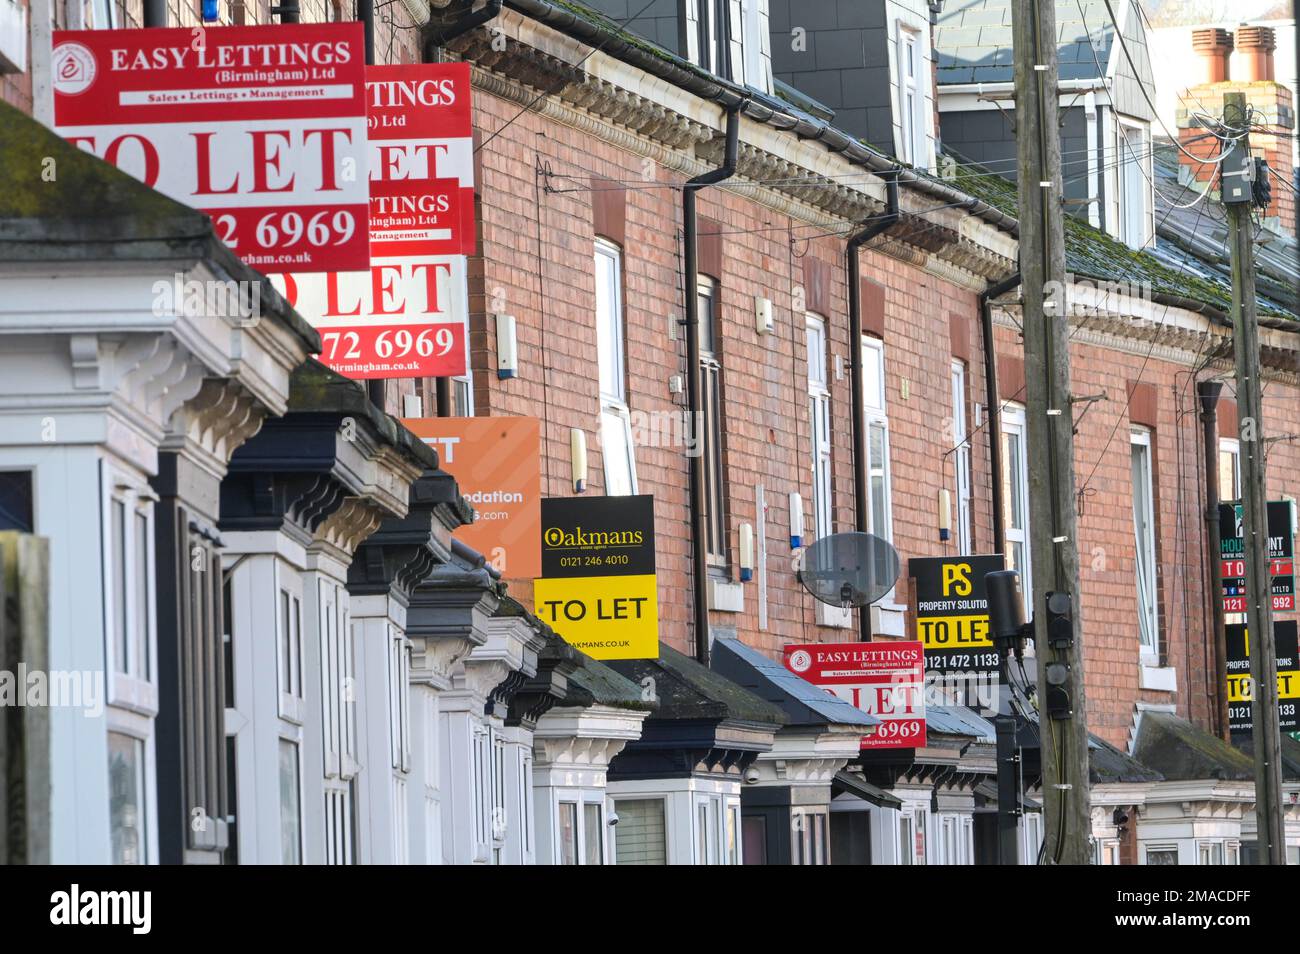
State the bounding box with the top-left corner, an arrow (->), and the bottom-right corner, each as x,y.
796,532 -> 900,608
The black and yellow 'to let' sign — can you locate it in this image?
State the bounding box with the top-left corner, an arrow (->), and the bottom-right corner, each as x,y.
535,494 -> 659,660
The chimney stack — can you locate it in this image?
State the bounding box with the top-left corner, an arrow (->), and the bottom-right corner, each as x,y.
1176,26 -> 1294,235
1191,28 -> 1233,84
1235,26 -> 1276,83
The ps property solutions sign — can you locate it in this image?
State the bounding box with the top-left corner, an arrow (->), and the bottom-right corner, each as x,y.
909,555 -> 1003,676
534,495 -> 659,660
1226,620 -> 1299,734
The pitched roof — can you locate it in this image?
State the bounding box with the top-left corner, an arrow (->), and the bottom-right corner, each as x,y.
948,148 -> 1299,326
935,0 -> 1116,85
710,637 -> 878,729
1133,709 -> 1255,781
604,642 -> 789,726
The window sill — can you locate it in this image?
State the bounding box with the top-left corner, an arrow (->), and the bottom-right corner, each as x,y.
1140,663 -> 1177,692
708,579 -> 744,614
870,603 -> 907,638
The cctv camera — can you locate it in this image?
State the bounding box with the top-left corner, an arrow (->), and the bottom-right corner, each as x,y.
744,767 -> 761,785
607,813 -> 620,826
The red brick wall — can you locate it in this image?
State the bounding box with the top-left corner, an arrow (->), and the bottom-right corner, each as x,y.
467,87 -> 989,660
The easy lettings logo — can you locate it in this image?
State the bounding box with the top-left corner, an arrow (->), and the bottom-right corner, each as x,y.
543,526 -> 643,549
50,884 -> 151,935
52,42 -> 98,96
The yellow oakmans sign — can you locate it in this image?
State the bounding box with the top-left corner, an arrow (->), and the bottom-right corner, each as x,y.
534,494 -> 659,660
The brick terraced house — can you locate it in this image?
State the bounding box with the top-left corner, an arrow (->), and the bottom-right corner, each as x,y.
0,0 -> 1298,864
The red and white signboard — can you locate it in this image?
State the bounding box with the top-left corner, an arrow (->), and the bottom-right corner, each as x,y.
784,641 -> 927,750
274,63 -> 473,379
52,24 -> 370,273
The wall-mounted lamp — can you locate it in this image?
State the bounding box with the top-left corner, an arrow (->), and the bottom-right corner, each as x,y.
495,313 -> 517,379
938,489 -> 951,542
789,492 -> 804,549
738,522 -> 754,582
570,428 -> 587,493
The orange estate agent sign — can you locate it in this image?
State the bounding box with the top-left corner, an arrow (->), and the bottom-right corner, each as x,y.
401,416 -> 541,579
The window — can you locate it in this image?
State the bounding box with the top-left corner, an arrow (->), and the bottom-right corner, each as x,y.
389,634 -> 411,774
699,278 -> 728,565
807,316 -> 832,542
898,812 -> 913,865
279,739 -> 302,865
278,589 -> 303,720
559,802 -> 579,865
1226,841 -> 1241,865
696,797 -> 719,864
583,803 -> 604,865
1118,122 -> 1152,247
613,798 -> 667,864
0,471 -> 33,533
108,732 -> 147,865
1146,845 -> 1179,865
863,337 -> 893,541
1219,438 -> 1241,502
450,371 -> 474,417
1131,429 -> 1159,655
320,581 -> 356,865
1198,841 -> 1225,865
951,361 -> 972,554
1002,406 -> 1032,615
727,805 -> 740,864
941,815 -> 957,865
897,25 -> 926,169
1022,811 -> 1043,863
110,497 -> 150,682
595,239 -> 637,495
741,0 -> 772,93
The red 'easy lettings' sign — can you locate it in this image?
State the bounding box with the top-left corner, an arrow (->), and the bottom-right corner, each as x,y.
52,23 -> 371,274
783,641 -> 927,750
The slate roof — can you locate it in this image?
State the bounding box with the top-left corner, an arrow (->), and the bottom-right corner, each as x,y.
1133,710 -> 1255,781
1151,141 -> 1300,317
1231,731 -> 1300,782
709,637 -> 878,729
948,148 -> 1299,326
928,706 -> 997,743
605,642 -> 789,726
1013,710 -> 1164,782
935,0 -> 1116,85
0,101 -> 319,355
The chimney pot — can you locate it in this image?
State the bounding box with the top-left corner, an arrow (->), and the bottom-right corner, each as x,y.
1235,26 -> 1277,82
1191,28 -> 1234,83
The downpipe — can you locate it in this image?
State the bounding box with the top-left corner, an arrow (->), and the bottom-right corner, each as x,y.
979,271 -> 1022,556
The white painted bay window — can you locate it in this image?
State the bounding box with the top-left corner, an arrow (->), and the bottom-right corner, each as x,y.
595,238 -> 637,495
1131,428 -> 1159,656
611,797 -> 667,865
102,464 -> 158,865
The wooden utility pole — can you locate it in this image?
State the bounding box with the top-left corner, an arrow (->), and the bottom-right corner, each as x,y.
1222,91 -> 1286,864
1011,0 -> 1092,863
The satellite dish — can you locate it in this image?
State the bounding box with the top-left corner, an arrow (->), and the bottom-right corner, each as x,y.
796,532 -> 899,608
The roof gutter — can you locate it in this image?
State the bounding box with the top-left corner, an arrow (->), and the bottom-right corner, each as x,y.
500,0 -> 1018,236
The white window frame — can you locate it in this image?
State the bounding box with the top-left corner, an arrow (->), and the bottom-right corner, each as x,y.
741,0 -> 773,93
951,360 -> 972,554
277,573 -> 304,724
1002,404 -> 1032,616
899,26 -> 920,166
806,315 -> 833,543
610,795 -> 669,865
595,238 -> 638,496
862,336 -> 894,543
1131,428 -> 1159,657
699,276 -> 728,566
450,371 -> 474,417
1117,117 -> 1153,248
694,793 -> 721,865
1219,437 -> 1241,502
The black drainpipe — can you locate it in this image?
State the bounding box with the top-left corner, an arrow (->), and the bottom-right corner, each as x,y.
1198,379 -> 1229,740
979,270 -> 1021,556
846,169 -> 899,641
686,106 -> 741,665
143,0 -> 167,26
